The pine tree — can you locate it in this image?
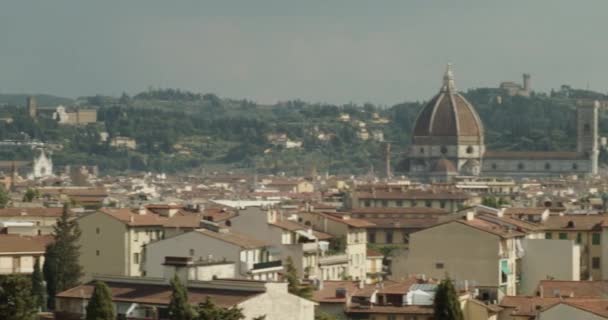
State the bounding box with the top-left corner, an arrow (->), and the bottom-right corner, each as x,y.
434,278 -> 464,320
85,281 -> 114,320
284,256 -> 312,299
195,296 -> 245,320
0,274 -> 37,320
43,203 -> 82,309
168,275 -> 193,320
31,258 -> 45,311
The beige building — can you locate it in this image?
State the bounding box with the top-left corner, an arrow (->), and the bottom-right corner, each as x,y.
144,223 -> 283,281
77,208 -> 200,278
348,188 -> 471,213
0,234 -> 51,275
0,207 -> 65,236
402,212 -> 535,301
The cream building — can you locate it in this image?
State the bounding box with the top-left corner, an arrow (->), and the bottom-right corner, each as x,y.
77,208 -> 200,278
0,234 -> 51,275
0,207 -> 65,236
144,223 -> 283,281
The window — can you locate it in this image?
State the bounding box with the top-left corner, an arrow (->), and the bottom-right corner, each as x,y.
396,200 -> 403,207
388,315 -> 397,320
466,146 -> 474,154
435,263 -> 444,269
96,250 -> 100,256
573,163 -> 579,170
425,200 -> 432,208
491,163 -> 498,170
440,201 -> 446,209
96,227 -> 100,235
440,146 -> 448,154
364,200 -> 371,207
518,163 -> 525,170
545,163 -> 551,170
419,147 -> 424,154
134,253 -> 140,264
545,232 -> 553,239
368,231 -> 376,243
592,257 -> 601,269
134,232 -> 139,242
412,200 -> 418,207
584,123 -> 591,133
386,231 -> 393,244
403,233 -> 410,244
189,249 -> 195,256
559,233 -> 568,240
592,233 -> 601,245
381,200 -> 388,207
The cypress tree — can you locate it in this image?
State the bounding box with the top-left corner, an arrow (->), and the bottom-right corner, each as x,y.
285,256 -> 312,299
0,274 -> 37,320
42,243 -> 58,310
31,258 -> 45,311
43,203 -> 83,310
434,278 -> 464,320
85,281 -> 114,320
168,275 -> 193,320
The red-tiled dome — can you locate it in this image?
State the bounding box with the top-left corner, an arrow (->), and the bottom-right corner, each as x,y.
412,65 -> 484,144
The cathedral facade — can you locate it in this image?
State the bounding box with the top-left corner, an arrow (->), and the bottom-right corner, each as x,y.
408,65 -> 598,180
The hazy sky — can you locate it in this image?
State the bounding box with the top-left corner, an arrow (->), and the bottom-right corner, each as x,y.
1,0 -> 607,105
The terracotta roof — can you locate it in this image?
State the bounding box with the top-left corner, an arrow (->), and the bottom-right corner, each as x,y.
164,213 -> 202,229
456,217 -> 526,238
56,281 -> 260,307
484,151 -> 584,160
100,208 -> 168,227
366,248 -> 383,257
499,296 -> 561,317
269,220 -> 333,240
542,215 -> 608,231
363,217 -> 439,229
312,280 -> 361,303
0,234 -> 53,254
0,207 -> 64,217
412,88 -> 483,143
356,190 -> 470,200
194,228 -> 269,249
351,207 -> 448,215
537,280 -> 608,298
346,304 -> 434,315
432,159 -> 458,173
503,208 -> 548,215
319,212 -> 375,228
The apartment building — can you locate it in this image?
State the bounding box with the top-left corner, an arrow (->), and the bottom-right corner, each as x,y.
0,207 -> 65,236
347,188 -> 471,213
0,234 -> 52,275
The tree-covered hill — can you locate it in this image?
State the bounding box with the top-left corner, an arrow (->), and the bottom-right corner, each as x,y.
0,87 -> 606,175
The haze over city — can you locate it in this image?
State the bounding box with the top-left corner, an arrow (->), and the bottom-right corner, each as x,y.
2,0 -> 608,104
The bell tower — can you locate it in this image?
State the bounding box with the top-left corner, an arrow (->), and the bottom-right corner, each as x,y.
577,100 -> 599,175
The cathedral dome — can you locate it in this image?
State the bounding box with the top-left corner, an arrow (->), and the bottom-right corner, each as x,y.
412,65 -> 484,145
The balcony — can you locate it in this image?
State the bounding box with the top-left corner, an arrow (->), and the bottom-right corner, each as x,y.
319,253 -> 349,266
301,242 -> 318,252
252,260 -> 282,271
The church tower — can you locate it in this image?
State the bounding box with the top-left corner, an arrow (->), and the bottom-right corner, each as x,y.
577,100 -> 599,175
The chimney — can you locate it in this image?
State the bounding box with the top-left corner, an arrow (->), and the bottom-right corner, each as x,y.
138,206 -> 147,215
539,285 -> 544,298
358,280 -> 365,289
465,211 -> 475,221
497,208 -> 504,218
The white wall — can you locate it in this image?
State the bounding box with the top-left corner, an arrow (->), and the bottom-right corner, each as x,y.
237,283 -> 316,320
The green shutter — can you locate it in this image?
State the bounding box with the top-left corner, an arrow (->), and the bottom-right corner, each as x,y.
501,260 -> 511,274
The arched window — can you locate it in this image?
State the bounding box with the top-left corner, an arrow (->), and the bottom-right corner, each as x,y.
545,163 -> 551,170
466,146 -> 474,154
518,163 -> 525,170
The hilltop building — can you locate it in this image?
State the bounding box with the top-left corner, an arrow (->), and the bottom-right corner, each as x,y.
407,65 -> 598,180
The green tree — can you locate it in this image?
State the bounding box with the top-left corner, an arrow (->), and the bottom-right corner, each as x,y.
195,296 -> 245,320
315,311 -> 338,320
284,256 -> 312,299
31,258 -> 45,311
0,186 -> 9,208
43,203 -> 82,309
86,281 -> 114,320
0,274 -> 37,320
23,188 -> 37,202
434,278 -> 464,320
168,275 -> 193,320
